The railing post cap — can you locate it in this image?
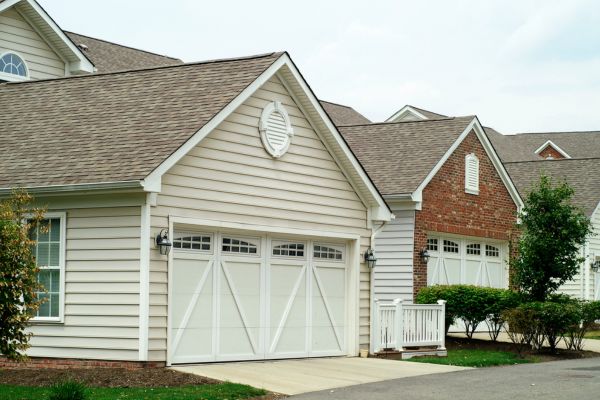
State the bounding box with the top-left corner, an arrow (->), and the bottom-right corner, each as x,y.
374,298 -> 380,303
437,300 -> 447,305
392,298 -> 403,304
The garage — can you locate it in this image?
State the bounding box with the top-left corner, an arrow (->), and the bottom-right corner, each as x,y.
169,229 -> 350,364
426,234 -> 508,289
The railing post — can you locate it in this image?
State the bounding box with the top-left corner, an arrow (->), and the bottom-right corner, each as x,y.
437,300 -> 446,350
394,298 -> 404,351
373,298 -> 381,353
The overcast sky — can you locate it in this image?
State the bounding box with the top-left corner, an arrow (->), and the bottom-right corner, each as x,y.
41,0 -> 600,133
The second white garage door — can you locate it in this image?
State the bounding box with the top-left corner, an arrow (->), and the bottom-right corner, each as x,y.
426,234 -> 508,288
170,230 -> 348,364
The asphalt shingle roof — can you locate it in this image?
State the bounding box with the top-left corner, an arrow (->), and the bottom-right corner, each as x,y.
0,52 -> 282,189
339,116 -> 475,195
408,105 -> 447,119
487,129 -> 600,162
320,100 -> 371,126
505,159 -> 600,217
65,31 -> 183,73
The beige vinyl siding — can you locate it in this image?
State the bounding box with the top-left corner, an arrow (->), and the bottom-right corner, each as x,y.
589,206 -> 600,299
0,7 -> 65,79
374,209 -> 415,302
149,75 -> 372,361
28,206 -> 142,361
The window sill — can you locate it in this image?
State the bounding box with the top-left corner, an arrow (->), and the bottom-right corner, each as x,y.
30,318 -> 63,325
465,189 -> 479,195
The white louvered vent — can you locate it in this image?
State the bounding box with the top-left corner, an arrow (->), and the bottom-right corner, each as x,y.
465,153 -> 479,195
259,101 -> 294,158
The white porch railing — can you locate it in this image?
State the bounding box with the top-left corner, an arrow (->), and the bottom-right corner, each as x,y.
373,299 -> 446,352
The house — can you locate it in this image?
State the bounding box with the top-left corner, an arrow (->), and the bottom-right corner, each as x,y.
1,0 -> 394,366
487,129 -> 600,301
338,117 -> 523,305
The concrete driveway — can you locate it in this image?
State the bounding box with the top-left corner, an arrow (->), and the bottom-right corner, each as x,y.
292,358 -> 600,399
171,357 -> 468,395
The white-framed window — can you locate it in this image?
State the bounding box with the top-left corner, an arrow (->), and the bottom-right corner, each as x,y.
485,245 -> 500,257
465,153 -> 479,195
0,52 -> 29,82
426,238 -> 438,251
313,243 -> 344,262
221,236 -> 259,255
443,239 -> 459,254
466,243 -> 481,255
29,212 -> 66,322
272,240 -> 306,258
173,232 -> 212,252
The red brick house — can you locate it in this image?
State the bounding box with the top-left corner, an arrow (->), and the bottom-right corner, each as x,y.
339,116 -> 523,302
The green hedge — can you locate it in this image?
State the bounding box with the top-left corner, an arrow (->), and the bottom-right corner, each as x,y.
416,285 -> 522,340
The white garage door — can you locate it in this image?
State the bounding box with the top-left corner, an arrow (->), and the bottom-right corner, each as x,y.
170,231 -> 348,364
426,235 -> 508,288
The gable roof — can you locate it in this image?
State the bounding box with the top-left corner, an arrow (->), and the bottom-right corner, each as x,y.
386,105 -> 447,122
0,51 -> 392,220
65,31 -> 183,73
0,0 -> 94,74
339,117 -> 475,195
487,129 -> 600,162
319,100 -> 371,126
504,158 -> 600,217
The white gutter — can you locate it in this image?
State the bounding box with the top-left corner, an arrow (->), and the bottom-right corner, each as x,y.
0,180 -> 144,196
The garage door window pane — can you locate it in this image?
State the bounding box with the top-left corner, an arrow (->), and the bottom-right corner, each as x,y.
466,243 -> 481,255
427,238 -> 438,251
222,237 -> 258,255
486,245 -> 499,257
443,240 -> 459,253
273,241 -> 305,258
173,233 -> 212,252
314,244 -> 344,261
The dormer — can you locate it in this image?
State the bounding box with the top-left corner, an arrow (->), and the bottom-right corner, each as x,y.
386,105 -> 447,122
0,0 -> 95,81
534,140 -> 571,160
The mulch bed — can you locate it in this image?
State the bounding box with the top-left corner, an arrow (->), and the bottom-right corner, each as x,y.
447,336 -> 600,362
0,367 -> 217,388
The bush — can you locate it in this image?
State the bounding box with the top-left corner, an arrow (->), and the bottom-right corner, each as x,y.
502,307 -> 537,356
48,380 -> 88,400
416,285 -> 522,339
564,300 -> 600,351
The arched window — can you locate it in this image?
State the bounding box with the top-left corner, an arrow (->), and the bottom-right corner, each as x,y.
0,52 -> 28,78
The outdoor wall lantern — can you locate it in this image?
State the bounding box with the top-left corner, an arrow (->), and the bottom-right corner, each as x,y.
592,260 -> 600,273
364,248 -> 377,268
156,229 -> 172,256
420,248 -> 431,264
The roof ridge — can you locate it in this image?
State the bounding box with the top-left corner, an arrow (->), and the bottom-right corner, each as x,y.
504,157 -> 600,165
65,31 -> 182,62
514,130 -> 600,135
339,115 -> 474,127
407,104 -> 448,117
0,51 -> 283,87
320,99 -> 354,109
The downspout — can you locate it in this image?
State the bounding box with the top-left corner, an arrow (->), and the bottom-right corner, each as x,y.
584,241 -> 590,300
369,219 -> 391,354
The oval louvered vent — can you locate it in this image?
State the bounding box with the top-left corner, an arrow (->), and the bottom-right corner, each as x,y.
465,153 -> 479,194
259,101 -> 294,158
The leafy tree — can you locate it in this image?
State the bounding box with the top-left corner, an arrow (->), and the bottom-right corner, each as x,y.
513,175 -> 593,301
0,190 -> 45,360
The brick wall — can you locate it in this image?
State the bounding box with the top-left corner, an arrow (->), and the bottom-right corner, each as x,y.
0,356 -> 164,369
538,145 -> 565,160
413,130 -> 519,298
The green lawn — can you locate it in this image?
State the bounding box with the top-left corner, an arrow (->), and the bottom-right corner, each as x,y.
407,349 -> 533,368
0,382 -> 265,400
585,330 -> 600,340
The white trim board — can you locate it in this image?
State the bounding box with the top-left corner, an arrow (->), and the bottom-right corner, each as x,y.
534,140 -> 572,159
386,105 -> 429,122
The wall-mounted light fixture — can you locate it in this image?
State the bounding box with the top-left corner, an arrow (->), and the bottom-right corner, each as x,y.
592,260 -> 600,273
364,248 -> 377,268
156,229 -> 172,256
420,248 -> 431,264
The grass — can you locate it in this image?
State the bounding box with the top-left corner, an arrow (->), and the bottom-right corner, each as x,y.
0,382 -> 266,400
585,330 -> 600,340
407,349 -> 534,368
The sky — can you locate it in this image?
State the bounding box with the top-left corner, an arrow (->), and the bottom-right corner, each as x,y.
40,0 -> 600,133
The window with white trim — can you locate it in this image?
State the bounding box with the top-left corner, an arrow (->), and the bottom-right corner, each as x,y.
485,245 -> 500,257
443,240 -> 459,253
426,238 -> 438,251
173,233 -> 212,252
272,241 -> 305,258
466,243 -> 481,255
465,153 -> 479,195
0,52 -> 27,77
313,244 -> 344,261
29,214 -> 65,321
222,237 -> 259,255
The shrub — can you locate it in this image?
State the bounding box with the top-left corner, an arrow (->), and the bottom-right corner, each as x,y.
416,285 -> 459,333
48,380 -> 88,400
564,300 -> 600,351
485,289 -> 523,341
502,307 -> 537,356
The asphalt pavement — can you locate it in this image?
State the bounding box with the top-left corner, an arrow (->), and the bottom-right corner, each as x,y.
291,357 -> 600,400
